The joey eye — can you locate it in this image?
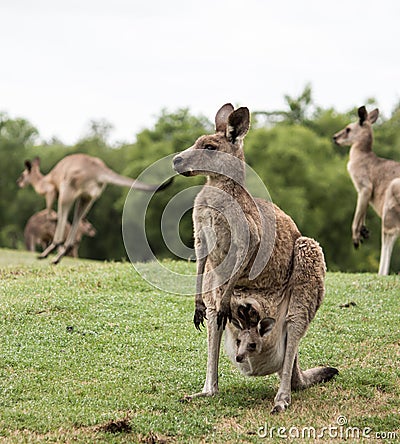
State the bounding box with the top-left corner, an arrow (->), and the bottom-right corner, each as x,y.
346,128 -> 351,134
236,339 -> 241,347
204,144 -> 217,151
248,343 -> 256,350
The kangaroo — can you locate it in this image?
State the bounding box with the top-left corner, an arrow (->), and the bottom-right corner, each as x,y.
173,103 -> 338,413
333,106 -> 400,275
17,154 -> 171,264
24,209 -> 96,258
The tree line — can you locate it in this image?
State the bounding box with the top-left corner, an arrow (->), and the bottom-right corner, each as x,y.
1,86 -> 400,272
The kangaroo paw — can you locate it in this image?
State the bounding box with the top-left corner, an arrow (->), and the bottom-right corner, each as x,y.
217,305 -> 232,330
194,304 -> 207,331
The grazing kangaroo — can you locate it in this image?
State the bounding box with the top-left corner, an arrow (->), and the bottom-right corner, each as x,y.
24,209 -> 96,258
17,154 -> 171,264
173,103 -> 338,413
333,106 -> 399,275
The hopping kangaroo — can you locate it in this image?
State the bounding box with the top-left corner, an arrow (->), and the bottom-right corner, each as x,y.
17,154 -> 171,264
333,106 -> 399,275
173,104 -> 338,413
24,209 -> 96,258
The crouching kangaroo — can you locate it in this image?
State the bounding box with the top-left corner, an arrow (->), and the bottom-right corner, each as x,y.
24,209 -> 96,258
333,106 -> 400,275
225,237 -> 338,412
173,103 -> 338,413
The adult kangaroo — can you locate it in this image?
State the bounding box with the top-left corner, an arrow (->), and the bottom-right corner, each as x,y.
173,103 -> 338,413
333,106 -> 399,275
17,154 -> 171,264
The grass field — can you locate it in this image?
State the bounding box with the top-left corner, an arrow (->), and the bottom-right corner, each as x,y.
0,248 -> 399,443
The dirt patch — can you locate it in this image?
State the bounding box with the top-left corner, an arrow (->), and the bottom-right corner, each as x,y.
96,416 -> 132,434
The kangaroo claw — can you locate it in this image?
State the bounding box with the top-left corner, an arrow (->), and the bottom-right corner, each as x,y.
193,305 -> 207,331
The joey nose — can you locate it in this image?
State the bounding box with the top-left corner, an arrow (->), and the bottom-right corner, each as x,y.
236,355 -> 244,363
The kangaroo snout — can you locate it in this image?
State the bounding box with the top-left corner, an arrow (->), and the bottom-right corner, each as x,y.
236,354 -> 244,363
173,155 -> 183,168
173,154 -> 193,177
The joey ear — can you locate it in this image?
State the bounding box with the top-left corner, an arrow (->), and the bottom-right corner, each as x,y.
368,108 -> 379,124
32,156 -> 41,166
226,107 -> 250,143
24,160 -> 32,172
257,317 -> 275,337
358,106 -> 368,126
215,103 -> 234,133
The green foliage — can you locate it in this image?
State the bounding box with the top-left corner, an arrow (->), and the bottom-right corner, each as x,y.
1,91 -> 400,271
0,251 -> 399,442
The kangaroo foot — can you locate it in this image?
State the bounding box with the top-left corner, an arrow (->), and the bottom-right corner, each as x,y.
51,245 -> 72,264
271,392 -> 290,414
38,242 -> 58,259
180,387 -> 218,402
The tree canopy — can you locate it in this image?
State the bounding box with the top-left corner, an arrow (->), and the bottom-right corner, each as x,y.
2,87 -> 400,272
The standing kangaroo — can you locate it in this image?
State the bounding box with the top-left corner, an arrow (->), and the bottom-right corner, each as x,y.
24,209 -> 96,258
173,104 -> 338,413
333,106 -> 399,275
17,154 -> 171,264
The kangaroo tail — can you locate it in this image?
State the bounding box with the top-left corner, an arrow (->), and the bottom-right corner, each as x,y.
102,169 -> 173,192
291,355 -> 338,390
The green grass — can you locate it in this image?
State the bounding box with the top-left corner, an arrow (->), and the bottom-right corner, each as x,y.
0,248 -> 399,443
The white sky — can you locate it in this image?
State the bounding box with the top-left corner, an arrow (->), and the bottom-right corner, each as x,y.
1,0 -> 399,144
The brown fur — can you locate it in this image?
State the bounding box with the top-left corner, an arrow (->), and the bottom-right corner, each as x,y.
17,154 -> 171,264
333,106 -> 400,275
24,209 -> 96,258
173,104 -> 338,413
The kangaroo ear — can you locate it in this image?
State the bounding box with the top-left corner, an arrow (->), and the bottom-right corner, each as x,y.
358,106 -> 368,126
258,317 -> 275,337
226,107 -> 250,143
368,108 -> 379,124
215,103 -> 234,133
32,156 -> 41,166
24,160 -> 32,172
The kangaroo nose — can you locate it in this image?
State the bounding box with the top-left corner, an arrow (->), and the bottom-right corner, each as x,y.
236,355 -> 244,363
173,156 -> 183,167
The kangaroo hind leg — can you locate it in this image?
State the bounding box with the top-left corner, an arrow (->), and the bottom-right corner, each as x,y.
272,237 -> 337,413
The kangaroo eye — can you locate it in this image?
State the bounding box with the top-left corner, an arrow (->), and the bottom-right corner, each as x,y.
346,127 -> 351,134
236,339 -> 241,347
248,343 -> 256,350
204,144 -> 217,151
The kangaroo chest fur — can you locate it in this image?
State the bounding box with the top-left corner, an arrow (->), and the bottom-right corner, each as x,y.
193,183 -> 299,290
193,183 -> 261,271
